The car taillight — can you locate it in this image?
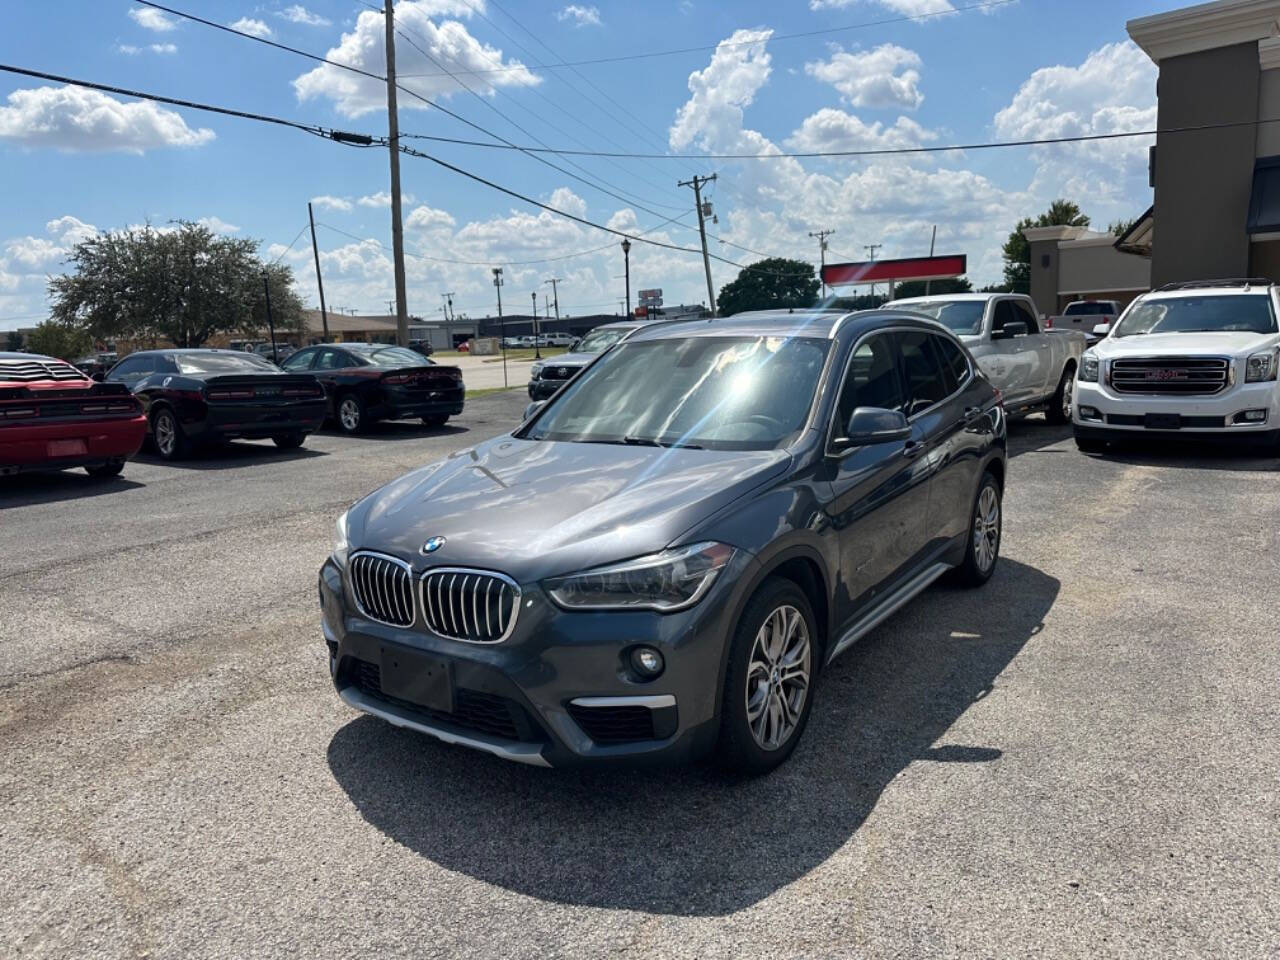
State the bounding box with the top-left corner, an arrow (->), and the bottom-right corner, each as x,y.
382,373 -> 410,385
282,387 -> 322,397
209,388 -> 254,400
993,387 -> 1003,407
1045,317 -> 1053,328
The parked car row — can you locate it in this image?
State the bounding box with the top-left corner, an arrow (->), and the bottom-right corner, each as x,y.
503,333 -> 578,349
1,343 -> 466,473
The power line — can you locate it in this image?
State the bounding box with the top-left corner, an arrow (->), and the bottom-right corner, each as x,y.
398,0 -> 1020,79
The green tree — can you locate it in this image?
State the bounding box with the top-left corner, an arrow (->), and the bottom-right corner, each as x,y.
25,320 -> 93,360
716,258 -> 819,317
1109,217 -> 1137,237
5,330 -> 23,351
1001,199 -> 1090,294
49,221 -> 305,348
891,277 -> 974,299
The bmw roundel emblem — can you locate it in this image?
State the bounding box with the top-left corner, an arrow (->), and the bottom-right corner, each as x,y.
421,536 -> 447,555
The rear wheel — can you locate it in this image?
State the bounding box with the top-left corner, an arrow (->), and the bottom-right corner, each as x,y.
85,459 -> 125,479
336,393 -> 365,434
152,408 -> 189,461
421,414 -> 449,428
954,471 -> 1002,587
1045,364 -> 1075,424
272,432 -> 306,449
717,578 -> 818,776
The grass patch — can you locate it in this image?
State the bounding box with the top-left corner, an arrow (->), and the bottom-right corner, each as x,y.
435,347 -> 569,362
466,385 -> 524,398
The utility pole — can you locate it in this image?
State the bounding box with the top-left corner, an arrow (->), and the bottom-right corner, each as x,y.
307,201 -> 329,342
492,268 -> 507,388
531,291 -> 538,355
543,278 -> 563,360
384,0 -> 409,346
679,174 -> 718,317
262,272 -> 278,364
864,243 -> 882,302
809,228 -> 835,299
925,225 -> 937,296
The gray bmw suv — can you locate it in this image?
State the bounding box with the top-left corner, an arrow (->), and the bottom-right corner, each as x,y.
319,310 -> 1007,773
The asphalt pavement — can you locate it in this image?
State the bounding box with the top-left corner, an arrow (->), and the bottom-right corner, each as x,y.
2,393 -> 1278,958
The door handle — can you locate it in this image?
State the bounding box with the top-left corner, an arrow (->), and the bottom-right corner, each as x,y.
962,405 -> 983,424
902,440 -> 925,458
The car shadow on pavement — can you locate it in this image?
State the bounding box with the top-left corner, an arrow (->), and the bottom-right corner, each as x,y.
0,473 -> 145,508
1006,418 -> 1074,460
1083,440 -> 1280,473
132,442 -> 326,470
317,421 -> 470,442
326,558 -> 1058,917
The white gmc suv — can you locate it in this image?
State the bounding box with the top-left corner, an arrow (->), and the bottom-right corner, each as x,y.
1073,280 -> 1280,451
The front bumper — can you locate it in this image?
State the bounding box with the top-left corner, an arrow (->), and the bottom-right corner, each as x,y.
527,379 -> 569,401
1074,380 -> 1280,439
0,416 -> 147,471
318,552 -> 753,767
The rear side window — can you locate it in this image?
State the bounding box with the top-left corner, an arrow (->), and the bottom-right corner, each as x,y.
837,334 -> 907,428
932,335 -> 970,393
107,356 -> 151,380
896,331 -> 950,416
282,349 -> 316,371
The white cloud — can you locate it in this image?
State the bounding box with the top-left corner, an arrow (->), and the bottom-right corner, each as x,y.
670,28 -> 774,151
805,44 -> 924,110
277,5 -> 332,27
230,17 -> 273,39
808,0 -> 957,15
196,216 -> 240,234
128,7 -> 177,31
150,43 -> 178,54
548,187 -> 587,218
117,42 -> 178,55
311,195 -> 353,212
358,191 -> 416,208
293,2 -> 539,118
787,108 -> 938,152
557,5 -> 602,27
0,86 -> 215,153
116,44 -> 140,55
405,205 -> 457,231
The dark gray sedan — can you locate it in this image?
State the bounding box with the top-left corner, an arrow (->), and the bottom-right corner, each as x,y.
319,310 -> 1007,773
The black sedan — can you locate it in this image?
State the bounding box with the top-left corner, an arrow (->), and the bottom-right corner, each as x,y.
104,349 -> 327,460
281,343 -> 464,434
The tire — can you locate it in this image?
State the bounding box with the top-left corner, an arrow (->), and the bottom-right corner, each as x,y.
421,415 -> 449,428
1075,436 -> 1107,454
84,459 -> 125,479
1045,364 -> 1075,424
336,393 -> 365,435
954,471 -> 1002,587
272,432 -> 306,449
151,407 -> 189,461
716,577 -> 819,776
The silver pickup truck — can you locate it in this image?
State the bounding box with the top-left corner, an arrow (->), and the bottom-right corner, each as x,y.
886,292 -> 1088,422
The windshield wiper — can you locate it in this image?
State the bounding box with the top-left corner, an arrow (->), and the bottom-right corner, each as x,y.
574,435 -> 704,450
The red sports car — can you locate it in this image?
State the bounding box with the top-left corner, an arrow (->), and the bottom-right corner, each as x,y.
0,351 -> 147,478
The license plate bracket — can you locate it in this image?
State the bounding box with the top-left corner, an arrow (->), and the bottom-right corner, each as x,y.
380,645 -> 454,712
47,438 -> 88,457
1144,413 -> 1181,430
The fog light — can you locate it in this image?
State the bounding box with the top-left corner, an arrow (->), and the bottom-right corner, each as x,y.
1078,405 -> 1102,421
630,646 -> 665,679
1235,409 -> 1268,423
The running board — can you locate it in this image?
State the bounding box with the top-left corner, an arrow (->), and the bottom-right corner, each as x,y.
827,562 -> 951,663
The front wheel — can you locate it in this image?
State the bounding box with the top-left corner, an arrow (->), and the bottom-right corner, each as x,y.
272,432 -> 306,449
1045,365 -> 1075,424
85,459 -> 125,479
954,472 -> 1002,587
717,578 -> 818,776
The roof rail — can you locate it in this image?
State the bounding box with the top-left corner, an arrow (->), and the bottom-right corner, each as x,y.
1155,278 -> 1274,292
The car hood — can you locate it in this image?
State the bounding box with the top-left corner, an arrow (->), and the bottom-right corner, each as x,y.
350,435 -> 791,581
536,351 -> 598,369
1095,330 -> 1280,357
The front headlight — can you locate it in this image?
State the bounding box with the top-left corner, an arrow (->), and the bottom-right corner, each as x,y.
530,363 -> 544,380
1079,353 -> 1100,382
332,511 -> 350,568
544,541 -> 735,612
1245,350 -> 1278,382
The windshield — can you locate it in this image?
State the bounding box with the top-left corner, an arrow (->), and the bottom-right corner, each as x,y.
1064,302 -> 1114,316
349,346 -> 431,367
175,353 -> 277,374
574,328 -> 627,354
525,335 -> 830,451
1113,295 -> 1278,337
896,300 -> 985,336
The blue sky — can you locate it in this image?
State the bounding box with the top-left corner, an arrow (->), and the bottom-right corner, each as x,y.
0,0 -> 1175,330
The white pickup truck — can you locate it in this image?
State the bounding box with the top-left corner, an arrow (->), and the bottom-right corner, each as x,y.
1051,299 -> 1122,343
886,292 -> 1088,422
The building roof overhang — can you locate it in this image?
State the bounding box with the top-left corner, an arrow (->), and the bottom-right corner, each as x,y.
1128,0 -> 1280,63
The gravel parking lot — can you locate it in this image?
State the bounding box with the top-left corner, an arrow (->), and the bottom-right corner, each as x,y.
2,391 -> 1278,959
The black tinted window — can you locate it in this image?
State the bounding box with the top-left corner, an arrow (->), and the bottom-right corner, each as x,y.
1011,300 -> 1040,334
315,349 -> 354,370
897,331 -> 949,416
107,356 -> 150,380
933,336 -> 969,391
993,301 -> 1019,332
837,334 -> 906,429
174,353 -> 276,374
282,349 -> 316,371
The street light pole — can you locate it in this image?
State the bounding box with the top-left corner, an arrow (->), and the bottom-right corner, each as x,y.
492,268 -> 506,388
543,278 -> 562,361
531,291 -> 541,359
621,239 -> 631,316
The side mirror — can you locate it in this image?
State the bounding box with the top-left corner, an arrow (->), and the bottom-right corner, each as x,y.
831,407 -> 911,451
993,321 -> 1028,340
1092,322 -> 1111,337
523,400 -> 546,420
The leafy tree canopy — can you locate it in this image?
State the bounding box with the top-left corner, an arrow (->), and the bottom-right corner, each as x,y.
716,258 -> 819,317
891,277 -> 974,299
25,320 -> 93,361
49,221 -> 306,348
1001,199 -> 1090,294
5,330 -> 23,352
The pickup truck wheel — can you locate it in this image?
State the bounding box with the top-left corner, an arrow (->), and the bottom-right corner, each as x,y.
716,577 -> 817,776
954,472 -> 1001,587
1045,365 -> 1075,424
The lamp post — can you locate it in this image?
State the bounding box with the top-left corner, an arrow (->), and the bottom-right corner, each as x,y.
492,267 -> 507,388
531,291 -> 541,359
621,238 -> 632,316
262,271 -> 278,364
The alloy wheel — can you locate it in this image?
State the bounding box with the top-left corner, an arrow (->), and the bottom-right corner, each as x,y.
155,412 -> 176,456
973,485 -> 1001,573
1062,374 -> 1074,421
339,397 -> 360,432
745,604 -> 811,751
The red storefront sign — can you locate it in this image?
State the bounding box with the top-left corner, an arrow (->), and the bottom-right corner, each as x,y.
823,254 -> 967,287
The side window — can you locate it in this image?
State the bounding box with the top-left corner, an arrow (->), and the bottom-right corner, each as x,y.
282,349 -> 315,371
315,349 -> 350,371
154,355 -> 179,374
896,331 -> 950,416
1011,300 -> 1040,334
835,334 -> 907,432
107,356 -> 149,381
932,336 -> 970,392
993,300 -> 1018,333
